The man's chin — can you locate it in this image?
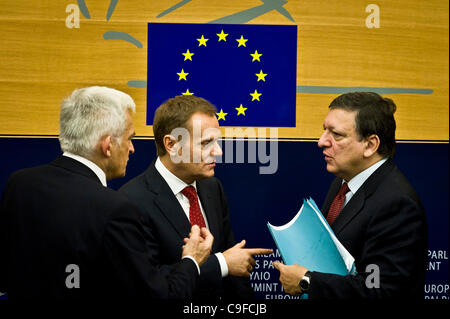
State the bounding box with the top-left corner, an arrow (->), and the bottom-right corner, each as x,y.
197,168 -> 215,180
111,170 -> 126,180
326,164 -> 337,174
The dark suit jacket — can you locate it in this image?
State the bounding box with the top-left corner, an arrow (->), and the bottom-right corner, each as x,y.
309,159 -> 428,299
0,156 -> 199,299
119,162 -> 253,300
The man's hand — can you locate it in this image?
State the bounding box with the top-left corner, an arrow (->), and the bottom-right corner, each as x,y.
222,240 -> 273,277
182,225 -> 214,266
273,261 -> 308,296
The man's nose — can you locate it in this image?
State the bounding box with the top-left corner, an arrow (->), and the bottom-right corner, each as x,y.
212,141 -> 223,157
318,131 -> 328,148
129,141 -> 135,154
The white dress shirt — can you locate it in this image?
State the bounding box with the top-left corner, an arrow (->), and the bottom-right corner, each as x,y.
343,158 -> 388,207
63,152 -> 107,187
155,157 -> 229,277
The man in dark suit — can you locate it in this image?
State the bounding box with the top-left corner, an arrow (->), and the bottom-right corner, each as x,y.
119,95 -> 272,300
0,86 -> 213,299
274,92 -> 427,299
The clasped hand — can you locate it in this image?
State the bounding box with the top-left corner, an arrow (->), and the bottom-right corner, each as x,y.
182,225 -> 214,266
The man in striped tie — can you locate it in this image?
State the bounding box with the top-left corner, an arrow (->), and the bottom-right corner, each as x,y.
274,92 -> 427,299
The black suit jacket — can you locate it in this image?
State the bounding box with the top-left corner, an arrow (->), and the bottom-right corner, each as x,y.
309,159 -> 428,299
119,162 -> 253,300
0,156 -> 199,299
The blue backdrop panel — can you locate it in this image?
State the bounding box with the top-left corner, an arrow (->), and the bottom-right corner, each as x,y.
0,138 -> 448,299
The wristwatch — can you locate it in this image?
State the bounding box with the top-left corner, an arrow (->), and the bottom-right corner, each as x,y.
299,271 -> 311,293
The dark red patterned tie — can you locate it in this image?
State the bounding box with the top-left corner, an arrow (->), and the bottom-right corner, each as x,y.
326,183 -> 350,225
181,186 -> 206,228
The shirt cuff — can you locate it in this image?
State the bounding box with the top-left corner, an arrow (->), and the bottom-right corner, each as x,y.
182,256 -> 201,275
215,252 -> 228,277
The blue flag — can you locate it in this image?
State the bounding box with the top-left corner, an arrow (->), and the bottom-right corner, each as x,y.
147,23 -> 297,127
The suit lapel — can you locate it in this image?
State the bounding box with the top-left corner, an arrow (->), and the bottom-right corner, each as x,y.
196,181 -> 220,239
329,159 -> 395,234
331,188 -> 365,234
145,164 -> 191,239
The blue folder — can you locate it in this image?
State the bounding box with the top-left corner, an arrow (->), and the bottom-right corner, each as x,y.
267,198 -> 355,276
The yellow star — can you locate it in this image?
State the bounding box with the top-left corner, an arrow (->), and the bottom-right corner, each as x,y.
182,89 -> 194,95
182,49 -> 194,61
197,35 -> 209,47
236,35 -> 248,47
255,70 -> 268,82
177,69 -> 189,81
217,30 -> 228,42
250,50 -> 262,62
235,104 -> 247,116
216,109 -> 227,121
250,89 -> 262,101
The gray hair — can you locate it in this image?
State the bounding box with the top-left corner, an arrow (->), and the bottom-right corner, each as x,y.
59,86 -> 136,158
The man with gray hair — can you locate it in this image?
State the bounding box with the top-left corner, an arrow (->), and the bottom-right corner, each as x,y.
0,86 -> 213,299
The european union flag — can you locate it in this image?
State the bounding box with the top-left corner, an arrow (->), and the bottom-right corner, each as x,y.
147,23 -> 297,127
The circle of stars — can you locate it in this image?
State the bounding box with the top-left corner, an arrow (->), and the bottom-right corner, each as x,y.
176,29 -> 268,122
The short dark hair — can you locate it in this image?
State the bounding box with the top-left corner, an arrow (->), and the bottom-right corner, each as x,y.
329,92 -> 397,158
153,95 -> 217,156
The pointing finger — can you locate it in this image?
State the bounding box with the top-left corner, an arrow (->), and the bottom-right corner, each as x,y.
245,248 -> 273,256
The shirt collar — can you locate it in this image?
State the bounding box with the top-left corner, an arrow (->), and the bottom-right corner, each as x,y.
63,152 -> 107,187
345,158 -> 388,195
155,157 -> 197,195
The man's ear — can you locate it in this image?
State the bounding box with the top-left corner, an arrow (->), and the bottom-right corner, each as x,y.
163,134 -> 178,155
100,135 -> 113,158
363,134 -> 380,158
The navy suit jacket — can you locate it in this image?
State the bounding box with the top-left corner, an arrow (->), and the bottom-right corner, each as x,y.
309,159 -> 428,299
119,162 -> 253,300
0,156 -> 199,299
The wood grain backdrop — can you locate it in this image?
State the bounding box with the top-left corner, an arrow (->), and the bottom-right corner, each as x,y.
0,0 -> 448,140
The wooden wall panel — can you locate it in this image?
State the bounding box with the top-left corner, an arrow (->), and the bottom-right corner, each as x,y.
0,0 -> 448,140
